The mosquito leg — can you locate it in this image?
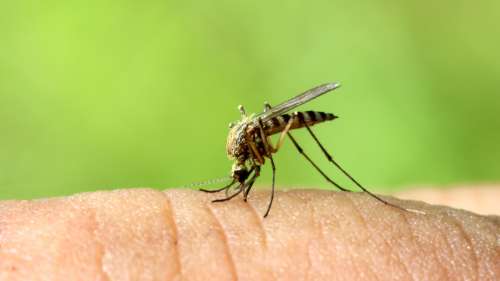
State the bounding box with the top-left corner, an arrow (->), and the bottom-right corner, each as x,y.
263,156 -> 276,217
212,184 -> 244,203
224,166 -> 255,197
243,176 -> 256,202
243,166 -> 260,201
225,182 -> 239,197
287,132 -> 351,192
269,111 -> 301,154
274,114 -> 296,152
247,135 -> 265,165
261,113 -> 295,154
302,123 -> 408,211
255,118 -> 277,217
259,102 -> 291,153
257,118 -> 273,156
200,179 -> 236,193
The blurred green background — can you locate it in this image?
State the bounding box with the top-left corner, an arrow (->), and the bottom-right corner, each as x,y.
1,1 -> 499,200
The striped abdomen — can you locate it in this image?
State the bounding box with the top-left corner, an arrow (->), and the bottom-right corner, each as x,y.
263,111 -> 337,136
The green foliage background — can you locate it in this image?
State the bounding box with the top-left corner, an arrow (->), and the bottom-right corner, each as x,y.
1,1 -> 499,199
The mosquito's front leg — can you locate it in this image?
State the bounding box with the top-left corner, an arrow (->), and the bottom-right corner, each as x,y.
256,118 -> 277,217
243,165 -> 260,201
200,179 -> 236,193
212,184 -> 244,203
247,137 -> 265,165
257,118 -> 273,156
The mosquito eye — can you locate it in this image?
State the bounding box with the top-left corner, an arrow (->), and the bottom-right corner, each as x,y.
234,168 -> 249,182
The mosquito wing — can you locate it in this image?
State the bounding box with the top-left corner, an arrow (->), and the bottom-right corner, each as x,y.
256,82 -> 341,122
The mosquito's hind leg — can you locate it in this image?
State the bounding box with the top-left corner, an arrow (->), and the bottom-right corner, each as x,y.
200,179 -> 236,193
287,131 -> 351,192
302,123 -> 409,211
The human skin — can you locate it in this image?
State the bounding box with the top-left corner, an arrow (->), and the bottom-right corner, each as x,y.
0,188 -> 499,281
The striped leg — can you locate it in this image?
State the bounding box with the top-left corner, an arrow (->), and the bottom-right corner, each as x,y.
302,123 -> 408,211
287,132 -> 351,192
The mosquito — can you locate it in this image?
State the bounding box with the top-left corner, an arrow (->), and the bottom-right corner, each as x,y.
200,82 -> 407,217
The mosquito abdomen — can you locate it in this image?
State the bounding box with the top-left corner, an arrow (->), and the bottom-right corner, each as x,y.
264,111 -> 337,135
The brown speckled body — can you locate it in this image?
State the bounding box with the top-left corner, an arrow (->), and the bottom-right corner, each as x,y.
203,82 -> 408,218
226,111 -> 337,168
201,82 -> 356,217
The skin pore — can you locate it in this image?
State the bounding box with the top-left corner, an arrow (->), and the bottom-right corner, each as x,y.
0,187 -> 499,281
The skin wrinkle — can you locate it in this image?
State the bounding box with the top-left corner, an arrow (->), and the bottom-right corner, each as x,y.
379,213 -> 414,281
296,193 -> 314,281
89,209 -> 111,281
448,215 -> 479,280
484,216 -> 500,278
305,243 -> 312,281
307,194 -> 325,242
308,193 -> 343,280
330,193 -> 362,280
245,201 -> 268,250
411,209 -> 459,280
254,195 -> 277,281
205,205 -> 238,281
396,203 -> 453,280
162,195 -> 183,281
482,218 -> 500,279
305,191 -> 329,281
342,194 -> 382,281
287,190 -> 332,280
397,210 -> 434,281
423,213 -> 458,280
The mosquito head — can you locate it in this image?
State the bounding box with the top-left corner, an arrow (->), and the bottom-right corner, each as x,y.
231,162 -> 250,183
226,117 -> 252,159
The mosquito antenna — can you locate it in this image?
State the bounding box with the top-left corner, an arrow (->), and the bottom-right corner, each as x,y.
183,176 -> 232,189
302,125 -> 420,213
